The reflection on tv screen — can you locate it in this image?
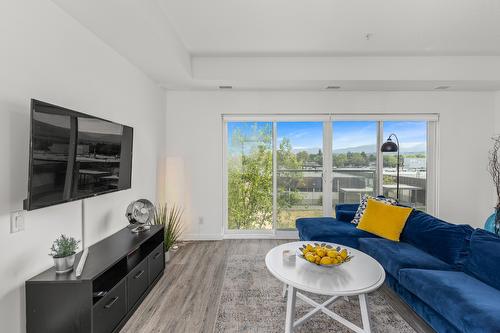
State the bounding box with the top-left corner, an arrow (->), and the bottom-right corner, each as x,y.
28,100 -> 133,210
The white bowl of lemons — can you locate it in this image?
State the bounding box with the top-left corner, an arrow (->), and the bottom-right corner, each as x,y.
297,243 -> 353,266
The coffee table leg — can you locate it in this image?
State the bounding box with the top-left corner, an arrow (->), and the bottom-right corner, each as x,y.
285,285 -> 297,333
282,283 -> 288,298
359,293 -> 371,333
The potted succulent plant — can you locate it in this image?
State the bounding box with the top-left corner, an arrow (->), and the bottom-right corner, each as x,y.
153,203 -> 183,262
49,235 -> 80,273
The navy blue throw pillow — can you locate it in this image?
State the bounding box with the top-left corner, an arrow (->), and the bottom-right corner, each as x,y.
401,210 -> 473,268
465,229 -> 500,290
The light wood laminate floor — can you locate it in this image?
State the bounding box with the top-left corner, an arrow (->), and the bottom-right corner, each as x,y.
120,240 -> 434,333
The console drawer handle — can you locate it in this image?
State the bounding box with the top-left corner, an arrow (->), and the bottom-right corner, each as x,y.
104,297 -> 119,309
153,252 -> 161,259
134,270 -> 145,279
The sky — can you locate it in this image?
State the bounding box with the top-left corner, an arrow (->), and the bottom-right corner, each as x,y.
228,121 -> 427,152
332,121 -> 376,150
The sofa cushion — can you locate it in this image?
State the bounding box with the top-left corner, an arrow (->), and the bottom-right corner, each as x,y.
335,203 -> 359,222
385,273 -> 461,333
296,217 -> 379,249
399,269 -> 500,333
401,209 -> 473,268
357,199 -> 413,241
358,238 -> 452,279
336,210 -> 356,223
465,229 -> 500,290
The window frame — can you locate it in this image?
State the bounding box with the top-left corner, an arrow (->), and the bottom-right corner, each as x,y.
222,113 -> 438,238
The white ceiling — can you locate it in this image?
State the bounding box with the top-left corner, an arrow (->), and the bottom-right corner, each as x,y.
53,0 -> 500,90
159,0 -> 500,56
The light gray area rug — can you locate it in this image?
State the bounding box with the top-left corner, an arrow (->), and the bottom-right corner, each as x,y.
214,254 -> 416,333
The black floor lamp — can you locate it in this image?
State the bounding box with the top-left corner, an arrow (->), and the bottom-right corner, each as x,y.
381,133 -> 400,201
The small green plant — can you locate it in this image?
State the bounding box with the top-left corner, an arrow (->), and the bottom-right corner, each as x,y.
153,203 -> 183,252
49,235 -> 80,258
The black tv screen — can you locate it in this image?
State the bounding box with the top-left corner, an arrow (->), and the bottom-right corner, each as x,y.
24,100 -> 133,210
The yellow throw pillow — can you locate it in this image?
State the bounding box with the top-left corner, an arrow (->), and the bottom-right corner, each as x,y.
357,198 -> 413,242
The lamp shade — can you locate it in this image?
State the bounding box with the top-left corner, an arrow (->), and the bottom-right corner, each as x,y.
381,139 -> 398,152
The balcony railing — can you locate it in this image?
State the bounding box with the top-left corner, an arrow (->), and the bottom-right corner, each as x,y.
277,168 -> 426,210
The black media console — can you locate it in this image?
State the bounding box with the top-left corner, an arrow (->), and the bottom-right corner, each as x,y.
26,225 -> 165,333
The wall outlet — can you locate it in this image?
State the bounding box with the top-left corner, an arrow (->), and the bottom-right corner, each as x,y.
10,210 -> 26,233
198,216 -> 204,225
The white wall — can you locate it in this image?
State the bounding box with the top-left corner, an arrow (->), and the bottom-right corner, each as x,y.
495,92 -> 500,134
165,91 -> 496,240
0,1 -> 165,332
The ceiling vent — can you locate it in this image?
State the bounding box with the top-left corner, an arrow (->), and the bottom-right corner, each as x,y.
434,86 -> 450,90
219,85 -> 233,89
325,86 -> 341,90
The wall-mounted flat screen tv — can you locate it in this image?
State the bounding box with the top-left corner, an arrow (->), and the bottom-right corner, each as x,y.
24,99 -> 133,210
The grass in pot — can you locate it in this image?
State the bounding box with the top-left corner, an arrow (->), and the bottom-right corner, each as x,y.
153,203 -> 183,262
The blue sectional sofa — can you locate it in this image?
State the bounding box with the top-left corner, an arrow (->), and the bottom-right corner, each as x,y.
296,204 -> 500,333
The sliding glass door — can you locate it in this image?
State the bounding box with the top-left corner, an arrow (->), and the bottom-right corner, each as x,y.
382,121 -> 427,210
227,122 -> 273,230
276,122 -> 323,229
332,121 -> 378,213
224,117 -> 435,234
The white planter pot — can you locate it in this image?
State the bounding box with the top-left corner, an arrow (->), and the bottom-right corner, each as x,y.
53,254 -> 76,273
165,250 -> 171,263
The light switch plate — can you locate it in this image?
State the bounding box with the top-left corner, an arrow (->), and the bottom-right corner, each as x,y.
10,210 -> 25,233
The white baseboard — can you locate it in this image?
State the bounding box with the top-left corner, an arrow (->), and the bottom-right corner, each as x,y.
180,232 -> 299,241
180,233 -> 223,241
223,232 -> 299,240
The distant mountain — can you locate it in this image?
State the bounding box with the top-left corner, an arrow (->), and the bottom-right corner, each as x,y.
292,148 -> 323,154
293,143 -> 426,155
333,144 -> 376,154
399,143 -> 426,154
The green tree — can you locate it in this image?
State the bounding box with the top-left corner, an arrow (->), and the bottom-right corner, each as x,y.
277,138 -> 300,170
405,153 -> 426,158
228,124 -> 273,230
307,149 -> 323,167
333,153 -> 347,168
383,154 -> 398,168
277,138 -> 303,215
296,150 -> 309,165
333,151 -> 374,168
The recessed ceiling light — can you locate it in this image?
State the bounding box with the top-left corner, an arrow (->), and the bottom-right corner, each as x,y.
325,86 -> 341,90
434,86 -> 450,90
219,85 -> 232,89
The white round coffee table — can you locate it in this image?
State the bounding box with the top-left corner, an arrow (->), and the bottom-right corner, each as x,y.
265,241 -> 385,333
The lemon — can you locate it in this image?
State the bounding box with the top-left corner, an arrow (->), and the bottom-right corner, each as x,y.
340,249 -> 348,259
302,248 -> 309,255
306,253 -> 315,263
320,257 -> 333,265
306,244 -> 313,251
316,249 -> 326,258
315,256 -> 321,264
327,250 -> 338,258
